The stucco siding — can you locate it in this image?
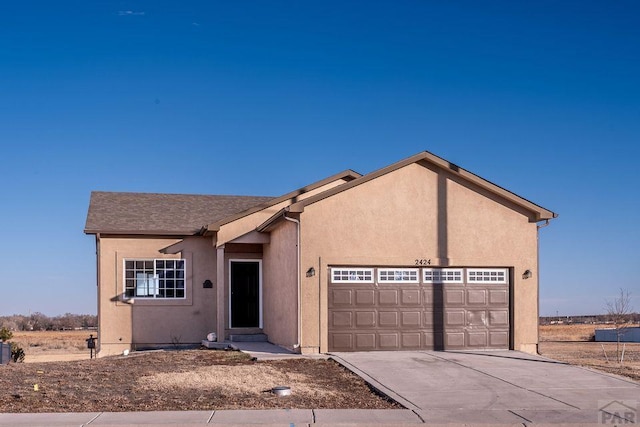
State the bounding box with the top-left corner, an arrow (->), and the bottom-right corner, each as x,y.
262,221 -> 298,349
298,162 -> 540,353
97,236 -> 216,356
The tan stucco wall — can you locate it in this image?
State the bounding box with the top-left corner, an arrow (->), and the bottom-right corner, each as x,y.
96,236 -> 216,356
298,162 -> 539,354
262,220 -> 298,349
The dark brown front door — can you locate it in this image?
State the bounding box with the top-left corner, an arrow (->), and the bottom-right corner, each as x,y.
230,261 -> 260,328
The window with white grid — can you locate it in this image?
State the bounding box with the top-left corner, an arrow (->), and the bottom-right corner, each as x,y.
331,268 -> 374,283
377,268 -> 419,283
124,259 -> 186,299
467,268 -> 508,284
422,268 -> 464,284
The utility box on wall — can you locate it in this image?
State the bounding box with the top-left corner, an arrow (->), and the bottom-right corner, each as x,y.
0,342 -> 10,364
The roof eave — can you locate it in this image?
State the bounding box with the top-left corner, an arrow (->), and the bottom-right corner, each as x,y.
256,208 -> 286,233
206,169 -> 361,230
83,229 -> 197,237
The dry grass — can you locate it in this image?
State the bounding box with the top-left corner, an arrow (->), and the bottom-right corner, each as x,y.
539,323 -> 601,341
139,364 -> 340,398
539,323 -> 640,382
10,330 -> 93,363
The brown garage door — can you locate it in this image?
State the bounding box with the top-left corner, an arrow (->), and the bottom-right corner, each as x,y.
328,267 -> 510,351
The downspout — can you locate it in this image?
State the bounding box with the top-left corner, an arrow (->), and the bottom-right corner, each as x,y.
284,215 -> 301,351
95,233 -> 101,355
536,219 -> 551,354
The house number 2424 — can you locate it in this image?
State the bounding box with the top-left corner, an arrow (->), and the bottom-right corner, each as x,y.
415,259 -> 431,266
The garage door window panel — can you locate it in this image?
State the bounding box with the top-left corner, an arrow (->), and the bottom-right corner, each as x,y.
378,268 -> 419,284
331,268 -> 374,283
423,268 -> 463,284
467,268 -> 508,284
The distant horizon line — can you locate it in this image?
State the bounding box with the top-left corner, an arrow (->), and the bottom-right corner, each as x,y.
540,313 -> 639,318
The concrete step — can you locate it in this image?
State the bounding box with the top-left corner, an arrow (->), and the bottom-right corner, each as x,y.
228,333 -> 268,342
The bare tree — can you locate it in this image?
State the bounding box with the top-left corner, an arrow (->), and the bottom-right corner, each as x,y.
604,288 -> 633,363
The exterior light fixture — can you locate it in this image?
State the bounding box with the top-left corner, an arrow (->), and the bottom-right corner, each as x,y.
203,279 -> 213,288
522,270 -> 532,279
306,267 -> 316,277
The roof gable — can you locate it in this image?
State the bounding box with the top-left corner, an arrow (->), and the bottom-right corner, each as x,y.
287,151 -> 557,222
203,170 -> 361,232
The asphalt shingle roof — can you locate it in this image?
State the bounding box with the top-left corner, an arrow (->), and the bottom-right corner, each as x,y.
84,191 -> 274,235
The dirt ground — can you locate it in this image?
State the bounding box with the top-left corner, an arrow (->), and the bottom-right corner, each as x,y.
3,326 -> 639,413
539,323 -> 640,382
0,348 -> 399,413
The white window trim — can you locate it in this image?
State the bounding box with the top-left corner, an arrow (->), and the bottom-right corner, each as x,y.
377,268 -> 420,284
330,268 -> 375,283
422,268 -> 464,284
123,258 -> 187,300
466,268 -> 509,284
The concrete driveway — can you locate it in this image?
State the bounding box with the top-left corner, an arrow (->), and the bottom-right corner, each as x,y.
331,350 -> 639,424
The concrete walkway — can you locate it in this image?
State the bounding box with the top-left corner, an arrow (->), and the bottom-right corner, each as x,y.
227,341 -> 329,361
0,409 -> 424,426
330,350 -> 640,425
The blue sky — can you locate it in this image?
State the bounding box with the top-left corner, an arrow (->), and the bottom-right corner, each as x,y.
0,1 -> 638,317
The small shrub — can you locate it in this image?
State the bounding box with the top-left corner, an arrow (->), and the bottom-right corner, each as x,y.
1,327 -> 24,363
10,343 -> 25,363
170,334 -> 182,349
0,326 -> 13,342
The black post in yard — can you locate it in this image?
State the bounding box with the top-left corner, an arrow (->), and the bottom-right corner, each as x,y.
86,334 -> 96,359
